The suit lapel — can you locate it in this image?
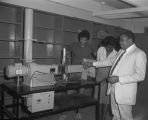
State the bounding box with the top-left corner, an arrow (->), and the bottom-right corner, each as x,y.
113,45 -> 137,75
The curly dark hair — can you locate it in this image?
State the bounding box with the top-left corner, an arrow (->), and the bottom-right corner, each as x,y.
78,30 -> 90,41
99,36 -> 116,47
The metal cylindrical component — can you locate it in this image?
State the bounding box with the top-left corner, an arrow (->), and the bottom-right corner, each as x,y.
62,48 -> 66,64
6,64 -> 29,78
24,8 -> 33,62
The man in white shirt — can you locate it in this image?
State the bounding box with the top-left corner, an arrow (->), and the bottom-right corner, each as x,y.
83,31 -> 147,120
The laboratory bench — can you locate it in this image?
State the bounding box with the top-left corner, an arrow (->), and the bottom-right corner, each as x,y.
0,79 -> 100,120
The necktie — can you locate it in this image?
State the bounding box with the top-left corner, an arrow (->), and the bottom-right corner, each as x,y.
109,50 -> 126,75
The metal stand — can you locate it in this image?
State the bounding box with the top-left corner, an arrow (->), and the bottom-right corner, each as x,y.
16,76 -> 20,92
17,76 -> 20,88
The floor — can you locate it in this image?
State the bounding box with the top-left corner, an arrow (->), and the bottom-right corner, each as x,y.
133,102 -> 148,120
37,106 -> 96,120
37,102 -> 148,120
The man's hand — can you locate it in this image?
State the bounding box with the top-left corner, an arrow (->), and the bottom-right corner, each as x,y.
107,75 -> 119,84
83,62 -> 93,69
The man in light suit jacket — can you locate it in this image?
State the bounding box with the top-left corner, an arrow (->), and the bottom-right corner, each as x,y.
83,31 -> 147,120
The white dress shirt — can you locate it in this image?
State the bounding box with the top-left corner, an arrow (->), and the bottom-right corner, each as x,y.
97,46 -> 117,62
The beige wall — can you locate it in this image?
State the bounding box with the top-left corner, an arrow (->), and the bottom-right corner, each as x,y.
124,18 -> 148,33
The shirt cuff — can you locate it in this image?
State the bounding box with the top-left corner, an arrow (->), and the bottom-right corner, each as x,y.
119,76 -> 124,85
93,62 -> 97,67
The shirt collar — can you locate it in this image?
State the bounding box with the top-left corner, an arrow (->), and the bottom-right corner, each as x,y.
125,44 -> 135,53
